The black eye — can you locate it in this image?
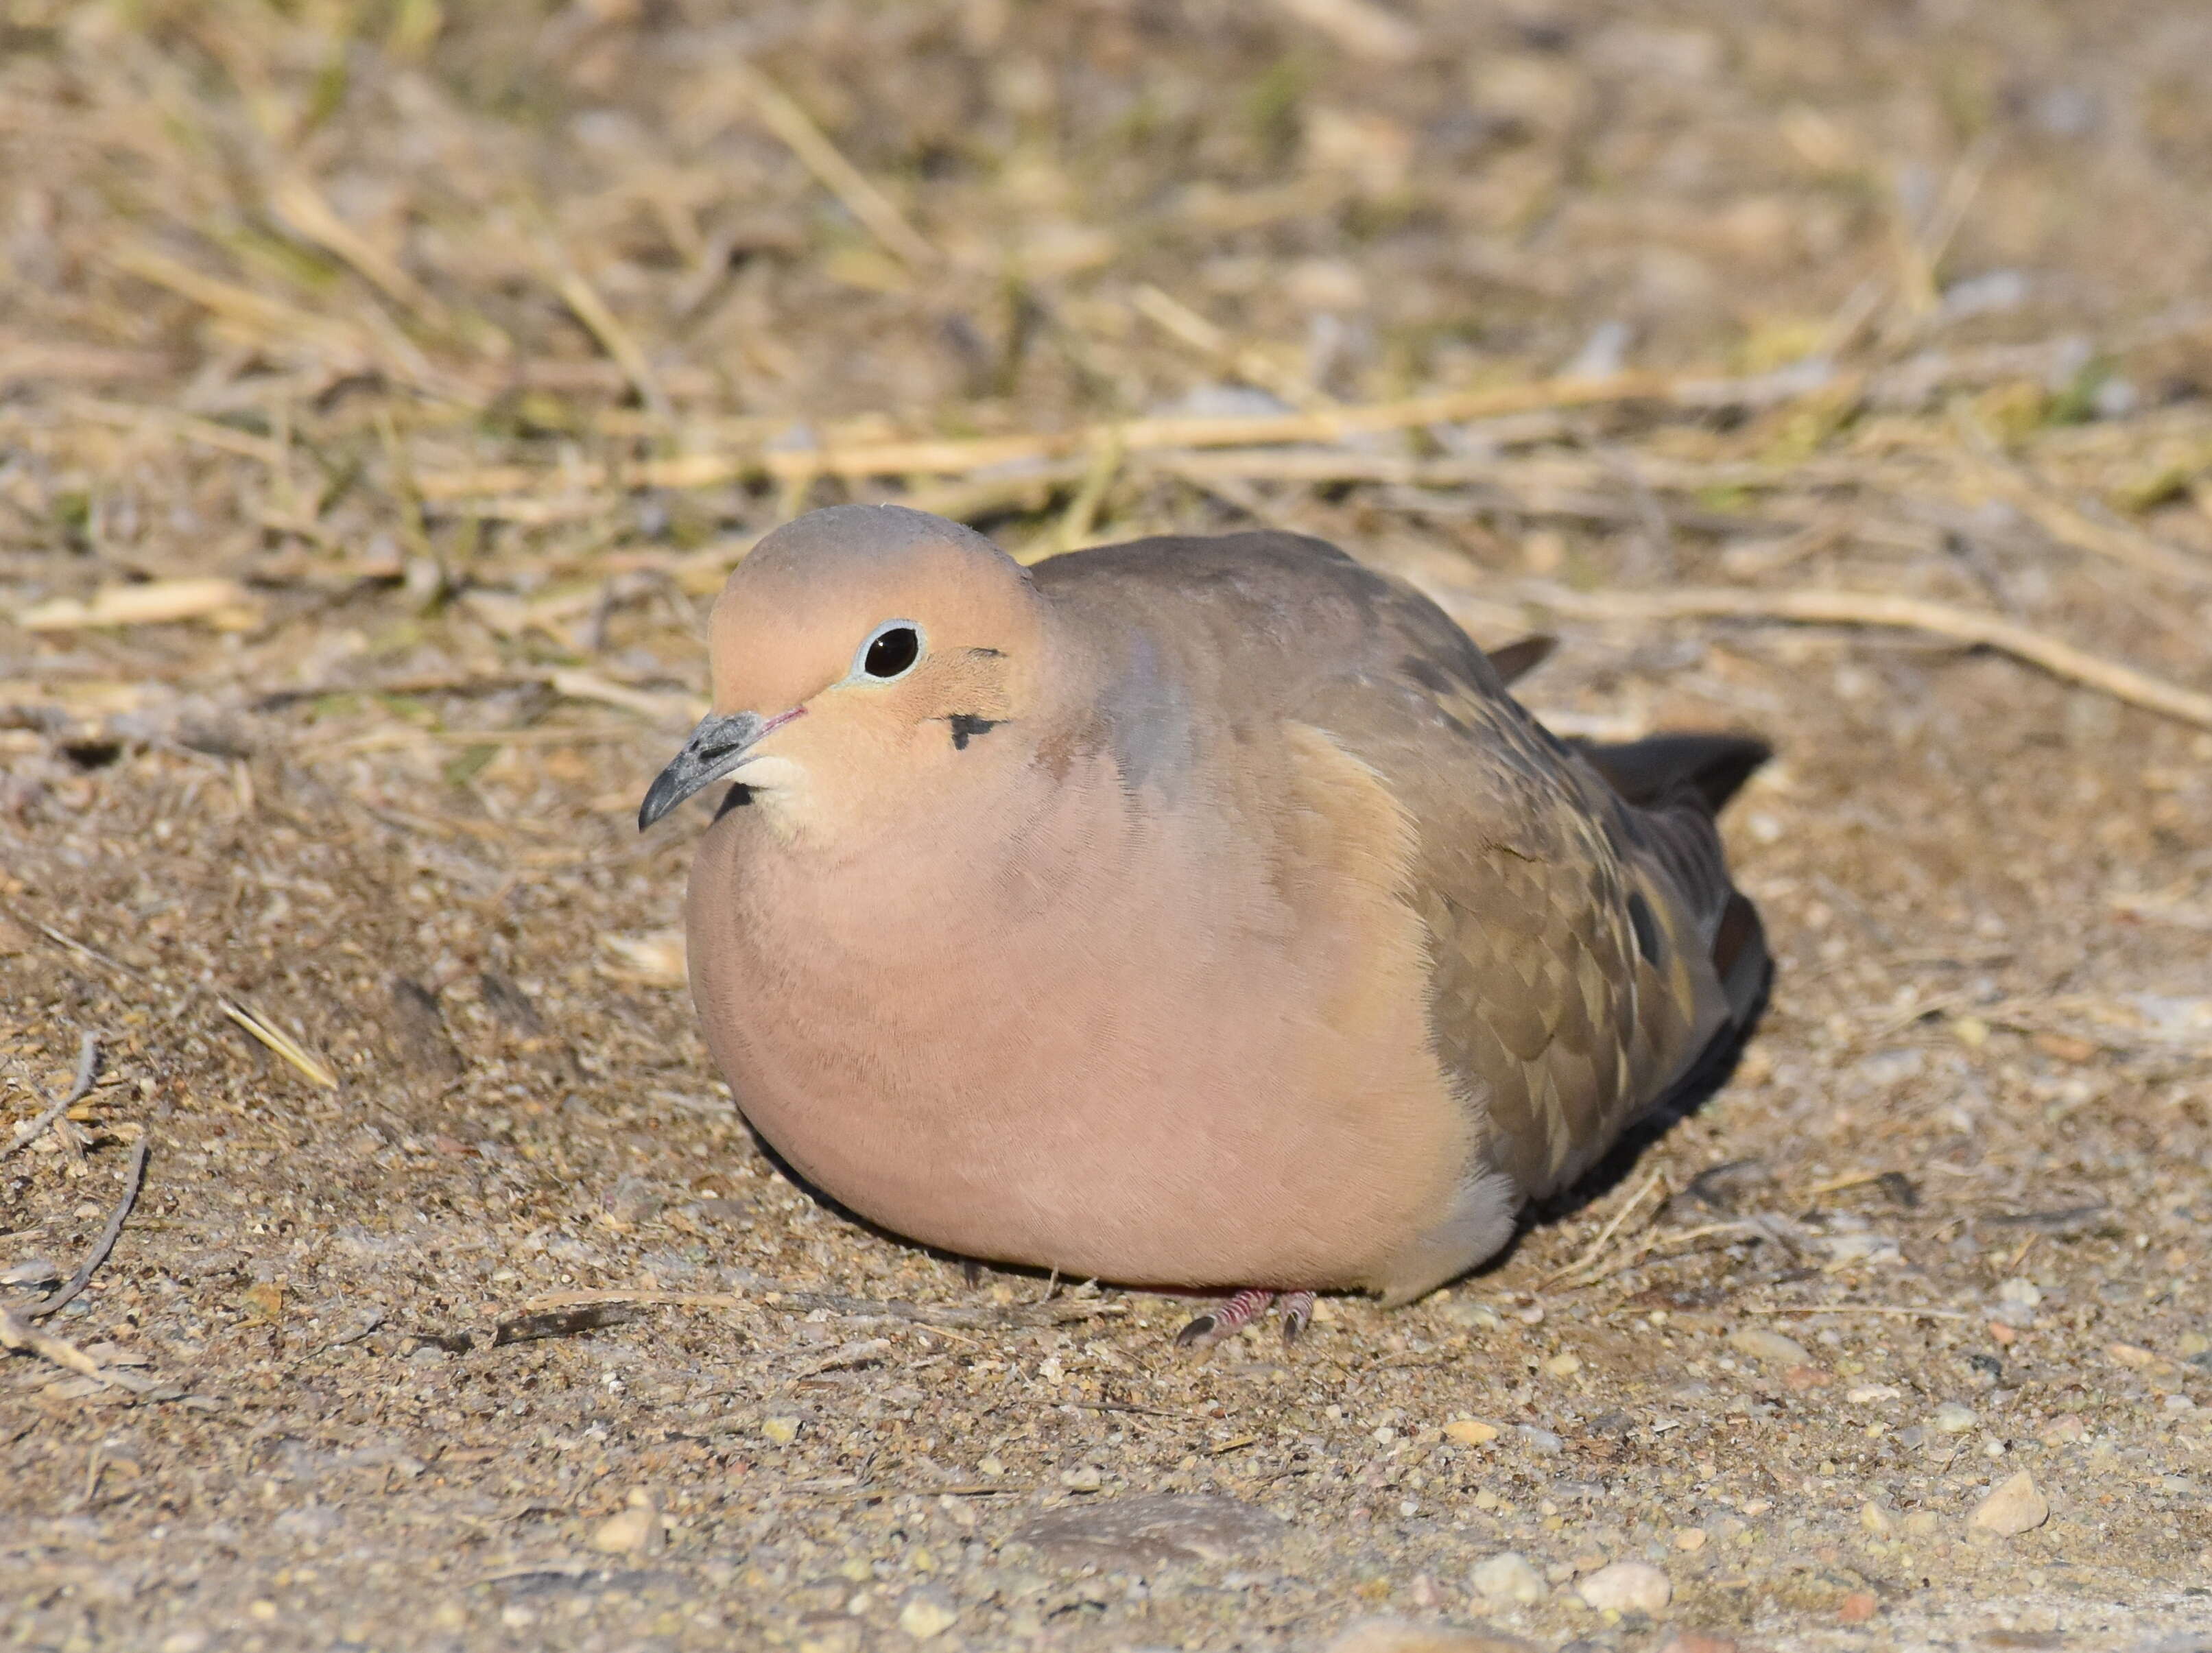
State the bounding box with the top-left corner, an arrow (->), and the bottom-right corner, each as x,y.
861,624 -> 920,679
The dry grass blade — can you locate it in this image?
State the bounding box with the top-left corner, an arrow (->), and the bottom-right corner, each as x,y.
1132,283 -> 1334,411
1552,1220 -> 1760,1291
269,171 -> 447,327
63,397 -> 288,466
548,669 -> 700,723
547,257 -> 672,421
1966,452 -> 2212,588
108,244 -> 377,371
726,57 -> 937,270
1517,582 -> 2212,733
219,1001 -> 340,1089
1049,432 -> 1126,558
1539,1166 -> 1667,1289
1271,0 -> 1420,61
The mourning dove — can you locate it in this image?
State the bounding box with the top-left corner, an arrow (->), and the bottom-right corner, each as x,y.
641,505 -> 1768,1342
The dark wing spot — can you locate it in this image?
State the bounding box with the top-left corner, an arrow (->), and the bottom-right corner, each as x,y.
1399,654 -> 1453,693
1613,796 -> 1653,850
1626,888 -> 1665,968
949,714 -> 1001,750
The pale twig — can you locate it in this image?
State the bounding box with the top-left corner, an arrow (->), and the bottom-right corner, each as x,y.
411,369 -> 1696,500
515,1284 -> 1126,1333
1514,581 -> 2212,735
728,58 -> 937,270
4,1032 -> 98,1159
0,1305 -> 157,1394
1540,1166 -> 1667,1289
19,1133 -> 149,1320
1741,1304 -> 1973,1321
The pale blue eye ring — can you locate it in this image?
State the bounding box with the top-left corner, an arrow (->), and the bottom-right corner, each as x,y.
855,620 -> 923,680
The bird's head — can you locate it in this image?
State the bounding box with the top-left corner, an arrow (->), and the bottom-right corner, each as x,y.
638,505 -> 1049,838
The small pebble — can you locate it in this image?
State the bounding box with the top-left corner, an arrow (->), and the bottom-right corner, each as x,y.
1513,1425 -> 1563,1455
1932,1402 -> 1978,1434
1443,1418 -> 1500,1445
1837,1591 -> 1879,1624
1545,1353 -> 1583,1378
1438,1298 -> 1506,1330
590,1489 -> 660,1555
1673,1527 -> 1706,1551
762,1416 -> 802,1445
1859,1502 -> 1895,1535
897,1593 -> 958,1641
1728,1327 -> 1810,1366
1324,1618 -> 1542,1653
1969,1471 -> 2050,1536
1658,1632 -> 1739,1653
1576,1560 -> 1670,1614
1470,1550 -> 1546,1604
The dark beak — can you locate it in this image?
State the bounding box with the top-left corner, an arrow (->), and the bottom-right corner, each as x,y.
637,709 -> 770,831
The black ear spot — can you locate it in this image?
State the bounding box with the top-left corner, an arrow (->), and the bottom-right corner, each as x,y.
713,783 -> 754,819
949,714 -> 1001,750
1626,888 -> 1664,968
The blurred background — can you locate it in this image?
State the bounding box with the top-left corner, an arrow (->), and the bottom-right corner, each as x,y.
6,0 -> 2212,578
5,4 -> 2212,1650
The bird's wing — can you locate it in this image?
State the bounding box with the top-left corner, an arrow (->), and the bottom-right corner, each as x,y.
1040,530 -> 1759,1199
1289,599 -> 1759,1204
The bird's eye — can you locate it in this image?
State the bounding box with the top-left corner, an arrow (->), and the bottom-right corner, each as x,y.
858,622 -> 921,680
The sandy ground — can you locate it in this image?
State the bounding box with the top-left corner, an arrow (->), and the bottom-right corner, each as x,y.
5,2 -> 2212,1650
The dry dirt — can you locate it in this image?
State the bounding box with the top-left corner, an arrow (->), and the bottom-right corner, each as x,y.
5,3 -> 2212,1651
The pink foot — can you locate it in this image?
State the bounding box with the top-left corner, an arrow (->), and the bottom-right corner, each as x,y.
1175,1288 -> 1320,1348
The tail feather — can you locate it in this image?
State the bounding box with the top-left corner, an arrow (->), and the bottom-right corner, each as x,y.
1485,634 -> 1557,687
1573,728 -> 1773,1033
1569,731 -> 1770,816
